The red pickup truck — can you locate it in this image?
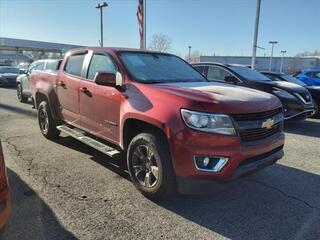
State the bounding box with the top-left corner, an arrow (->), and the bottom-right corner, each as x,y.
30,47 -> 285,198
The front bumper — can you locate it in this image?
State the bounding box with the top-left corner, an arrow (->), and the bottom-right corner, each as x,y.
0,187 -> 11,230
170,127 -> 285,182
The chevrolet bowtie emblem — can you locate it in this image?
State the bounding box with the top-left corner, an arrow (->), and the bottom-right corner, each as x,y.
262,118 -> 274,129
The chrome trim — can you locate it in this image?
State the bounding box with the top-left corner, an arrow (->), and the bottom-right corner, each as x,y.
284,109 -> 314,120
294,92 -> 313,105
193,156 -> 229,173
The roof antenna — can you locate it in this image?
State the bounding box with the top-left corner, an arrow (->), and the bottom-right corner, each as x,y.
98,40 -> 102,47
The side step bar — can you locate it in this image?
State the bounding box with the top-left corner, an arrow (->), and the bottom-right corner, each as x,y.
57,125 -> 121,158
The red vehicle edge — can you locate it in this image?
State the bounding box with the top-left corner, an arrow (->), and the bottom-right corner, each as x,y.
0,141 -> 11,232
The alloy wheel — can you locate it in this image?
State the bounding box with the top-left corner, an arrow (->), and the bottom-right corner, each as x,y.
38,106 -> 49,133
131,145 -> 160,188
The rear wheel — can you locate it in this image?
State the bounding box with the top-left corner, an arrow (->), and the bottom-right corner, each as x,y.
127,131 -> 176,199
38,101 -> 60,139
17,84 -> 28,103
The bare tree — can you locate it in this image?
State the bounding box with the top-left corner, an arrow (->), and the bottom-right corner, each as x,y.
148,33 -> 172,52
295,50 -> 320,57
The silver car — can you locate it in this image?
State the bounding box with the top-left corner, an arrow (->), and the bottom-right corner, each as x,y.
16,59 -> 61,103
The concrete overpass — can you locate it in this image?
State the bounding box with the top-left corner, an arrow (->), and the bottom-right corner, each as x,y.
0,37 -> 82,65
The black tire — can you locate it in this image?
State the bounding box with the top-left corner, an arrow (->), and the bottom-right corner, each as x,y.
17,83 -> 28,103
38,101 -> 60,139
127,131 -> 176,199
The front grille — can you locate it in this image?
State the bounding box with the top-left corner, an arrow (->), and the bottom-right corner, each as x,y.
232,107 -> 282,121
296,92 -> 312,103
232,107 -> 283,143
238,122 -> 281,142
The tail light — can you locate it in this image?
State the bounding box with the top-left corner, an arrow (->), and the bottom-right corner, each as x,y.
0,141 -> 8,192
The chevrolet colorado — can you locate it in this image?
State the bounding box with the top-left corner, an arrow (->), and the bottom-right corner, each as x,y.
30,47 -> 285,198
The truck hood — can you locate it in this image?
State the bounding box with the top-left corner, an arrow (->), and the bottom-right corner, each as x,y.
154,82 -> 281,114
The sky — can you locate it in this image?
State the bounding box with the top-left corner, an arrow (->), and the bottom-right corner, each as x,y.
0,0 -> 319,57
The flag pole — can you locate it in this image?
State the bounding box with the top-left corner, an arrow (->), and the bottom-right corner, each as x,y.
143,0 -> 146,49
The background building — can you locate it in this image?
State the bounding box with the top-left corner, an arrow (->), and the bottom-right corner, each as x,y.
200,56 -> 320,73
0,37 -> 81,66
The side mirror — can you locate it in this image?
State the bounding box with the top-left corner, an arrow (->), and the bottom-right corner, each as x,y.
94,72 -> 117,87
224,76 -> 238,84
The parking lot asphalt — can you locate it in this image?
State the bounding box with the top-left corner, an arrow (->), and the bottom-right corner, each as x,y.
0,87 -> 320,240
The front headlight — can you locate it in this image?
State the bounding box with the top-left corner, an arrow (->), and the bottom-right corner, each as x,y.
273,88 -> 296,99
181,109 -> 236,135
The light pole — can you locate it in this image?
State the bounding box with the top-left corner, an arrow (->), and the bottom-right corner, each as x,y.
269,41 -> 278,71
280,50 -> 287,73
95,2 -> 108,47
188,46 -> 192,62
251,0 -> 261,69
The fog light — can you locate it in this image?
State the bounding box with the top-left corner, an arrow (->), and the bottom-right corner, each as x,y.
203,157 -> 210,167
194,155 -> 229,173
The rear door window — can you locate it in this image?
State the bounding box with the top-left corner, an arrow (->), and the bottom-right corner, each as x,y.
46,60 -> 60,72
64,54 -> 86,77
35,61 -> 45,70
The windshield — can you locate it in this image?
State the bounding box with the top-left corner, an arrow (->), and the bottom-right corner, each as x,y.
281,74 -> 306,86
230,66 -> 271,81
0,67 -> 20,74
119,52 -> 207,83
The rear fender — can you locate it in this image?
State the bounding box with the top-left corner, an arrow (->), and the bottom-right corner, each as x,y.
34,81 -> 62,120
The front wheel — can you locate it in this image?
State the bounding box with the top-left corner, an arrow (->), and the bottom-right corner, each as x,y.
127,132 -> 176,199
38,101 -> 60,139
17,84 -> 28,103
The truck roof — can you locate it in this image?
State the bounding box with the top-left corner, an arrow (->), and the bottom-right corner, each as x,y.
67,47 -> 170,56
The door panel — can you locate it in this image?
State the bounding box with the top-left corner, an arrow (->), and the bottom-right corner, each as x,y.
56,73 -> 80,124
79,52 -> 121,143
56,53 -> 86,124
79,80 -> 121,142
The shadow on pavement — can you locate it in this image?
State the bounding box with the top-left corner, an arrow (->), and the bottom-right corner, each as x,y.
2,169 -> 76,240
0,103 -> 37,118
56,136 -> 130,181
284,119 -> 320,138
53,135 -> 320,239
156,164 -> 320,239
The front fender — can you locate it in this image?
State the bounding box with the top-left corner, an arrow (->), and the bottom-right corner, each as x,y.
120,112 -> 171,149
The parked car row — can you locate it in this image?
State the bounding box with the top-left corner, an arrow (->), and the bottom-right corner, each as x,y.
192,63 -> 316,120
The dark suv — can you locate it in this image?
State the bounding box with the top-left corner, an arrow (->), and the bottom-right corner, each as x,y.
261,71 -> 320,118
192,63 -> 314,121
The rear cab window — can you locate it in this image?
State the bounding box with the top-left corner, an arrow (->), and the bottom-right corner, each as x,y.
45,60 -> 61,72
64,53 -> 86,77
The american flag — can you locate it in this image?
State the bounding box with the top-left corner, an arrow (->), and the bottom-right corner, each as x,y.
137,0 -> 143,49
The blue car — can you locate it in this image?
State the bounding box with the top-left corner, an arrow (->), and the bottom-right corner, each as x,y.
295,70 -> 320,86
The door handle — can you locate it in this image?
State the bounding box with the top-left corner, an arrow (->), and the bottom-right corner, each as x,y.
80,87 -> 90,93
57,81 -> 66,87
